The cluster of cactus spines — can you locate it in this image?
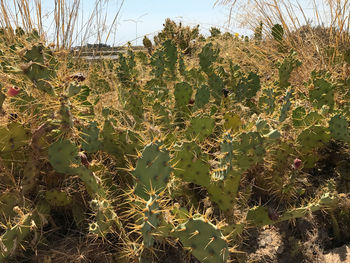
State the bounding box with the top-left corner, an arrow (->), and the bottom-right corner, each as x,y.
138,193 -> 162,248
171,214 -> 229,263
88,199 -> 117,237
132,141 -> 171,200
329,114 -> 350,142
278,51 -> 302,89
246,192 -> 338,227
80,121 -> 101,153
0,210 -> 35,262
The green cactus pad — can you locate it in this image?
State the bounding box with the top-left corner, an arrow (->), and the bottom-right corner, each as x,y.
0,213 -> 34,261
199,43 -> 219,73
208,73 -> 225,104
173,142 -> 211,187
279,88 -> 293,122
163,40 -> 178,76
48,139 -> 80,174
235,72 -> 261,103
81,121 -> 100,153
66,83 -> 82,97
223,113 -> 242,131
0,123 -> 31,152
258,88 -> 275,114
100,119 -> 118,155
186,116 -> 215,142
89,199 -> 116,237
309,78 -> 335,109
174,82 -> 192,110
232,132 -> 265,172
329,114 -> 350,142
45,189 -> 72,207
195,85 -> 210,109
140,194 -> 162,248
278,51 -> 301,89
207,172 -> 241,211
172,215 -> 229,263
297,125 -> 331,151
133,141 -> 171,200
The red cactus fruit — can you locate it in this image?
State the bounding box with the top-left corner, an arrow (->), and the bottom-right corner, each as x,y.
7,86 -> 20,97
293,158 -> 302,169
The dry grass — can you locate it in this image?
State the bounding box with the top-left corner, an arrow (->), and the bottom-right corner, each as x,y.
0,0 -> 124,49
212,0 -> 350,86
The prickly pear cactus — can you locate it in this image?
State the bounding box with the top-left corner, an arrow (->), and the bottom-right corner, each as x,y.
173,141 -> 211,187
329,114 -> 350,142
0,122 -> 31,153
45,189 -> 72,207
174,82 -> 192,111
278,51 -> 301,89
195,84 -> 210,109
279,88 -> 293,122
235,72 -> 261,108
0,212 -> 35,262
199,43 -> 219,74
133,141 -> 171,200
80,121 -> 100,153
139,194 -> 162,248
297,125 -> 331,151
22,43 -> 56,95
186,116 -> 215,142
89,199 -> 117,237
309,77 -> 335,109
172,215 -> 229,263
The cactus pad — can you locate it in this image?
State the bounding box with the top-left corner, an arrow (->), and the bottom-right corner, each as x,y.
329,114 -> 350,142
133,141 -> 171,200
172,215 -> 229,263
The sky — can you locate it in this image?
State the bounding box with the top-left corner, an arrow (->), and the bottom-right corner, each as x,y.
36,0 -> 244,46
113,0 -> 237,46
8,0 -> 331,47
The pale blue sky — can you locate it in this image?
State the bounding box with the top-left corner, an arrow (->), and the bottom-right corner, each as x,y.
19,0 -> 328,47
37,0 -> 243,46
115,0 -> 234,45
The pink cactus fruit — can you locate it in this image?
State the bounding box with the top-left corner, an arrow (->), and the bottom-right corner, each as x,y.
293,158 -> 302,169
7,86 -> 20,97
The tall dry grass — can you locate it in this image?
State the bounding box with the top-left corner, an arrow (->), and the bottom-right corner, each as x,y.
0,0 -> 124,49
214,0 -> 350,82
